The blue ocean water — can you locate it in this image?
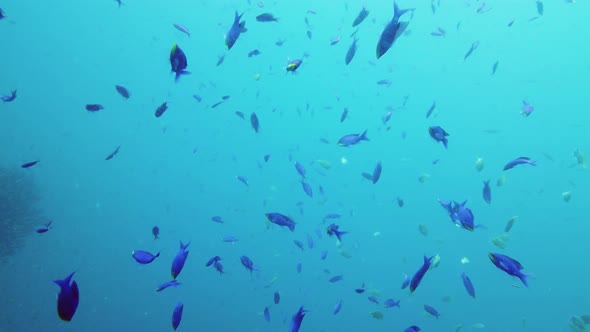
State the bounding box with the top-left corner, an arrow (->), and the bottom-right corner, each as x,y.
1,0 -> 589,331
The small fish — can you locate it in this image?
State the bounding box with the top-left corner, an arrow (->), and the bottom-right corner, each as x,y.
409,255 -> 434,293
404,326 -> 421,332
172,302 -> 184,330
171,241 -> 190,279
344,37 -> 359,65
536,0 -> 544,15
401,274 -> 410,289
397,197 -> 404,207
274,291 -> 281,304
211,100 -> 225,109
383,111 -> 393,124
36,221 -> 53,233
193,94 -> 202,102
114,0 -> 123,8
223,236 -> 239,243
105,145 -> 120,161
507,19 -> 515,27
263,307 -> 271,322
333,300 -> 343,315
368,296 -> 379,304
21,160 -> 40,169
306,30 -> 312,39
237,175 -> 249,186
154,102 -> 168,118
289,306 -> 307,332
503,157 -> 536,170
460,272 -> 476,298
463,41 -> 480,61
263,154 -> 271,162
294,161 -> 306,177
428,126 -> 449,149
521,101 -> 534,117
156,280 -> 181,292
327,223 -> 348,243
504,216 -> 518,233
330,36 -> 342,45
132,250 -> 160,264
293,240 -> 305,251
205,256 -> 222,267
372,161 -> 382,184
488,252 -> 531,287
54,272 -> 79,322
352,6 -> 369,27
340,108 -> 350,123
337,130 -> 368,147
240,255 -> 256,273
492,61 -> 499,75
248,49 -> 261,57
376,79 -> 392,86
482,180 -> 491,204
173,23 -> 191,37
320,250 -> 328,260
301,181 -> 313,197
216,54 -> 226,66
355,283 -> 366,293
152,226 -> 160,239
211,216 -> 224,224
430,27 -> 446,36
296,262 -> 302,273
256,13 -> 279,22
329,275 -> 343,283
226,11 -> 244,50
384,299 -> 400,308
169,44 -> 190,81
376,2 -> 411,59
213,261 -> 224,274
114,85 -> 130,99
85,104 -> 104,112
286,59 -> 302,72
0,8 -> 5,19
424,305 -> 440,319
1,90 -> 17,102
425,101 -> 436,118
250,112 -> 260,133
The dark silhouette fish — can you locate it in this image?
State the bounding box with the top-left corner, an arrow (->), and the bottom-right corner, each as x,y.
409,255 -> 434,293
54,272 -> 79,322
226,11 -> 244,50
115,85 -> 130,99
1,90 -> 17,102
256,13 -> 279,22
250,112 -> 260,133
169,44 -> 190,81
352,6 -> 369,27
376,2 -> 410,59
345,37 -> 358,65
155,102 -> 168,118
85,104 -> 104,112
289,306 -> 307,332
21,160 -> 40,168
172,302 -> 183,330
105,145 -> 120,160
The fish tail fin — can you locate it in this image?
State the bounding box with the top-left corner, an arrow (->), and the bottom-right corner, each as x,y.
519,273 -> 531,287
174,71 -> 191,82
155,252 -> 161,258
442,138 -> 448,149
360,129 -> 369,141
54,271 -> 75,288
394,2 -> 411,19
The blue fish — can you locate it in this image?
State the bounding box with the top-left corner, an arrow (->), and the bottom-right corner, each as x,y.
320,250 -> 328,260
404,326 -> 421,332
368,296 -> 379,304
401,274 -> 410,289
296,262 -> 302,273
171,241 -> 190,279
223,236 -> 239,244
482,180 -> 492,204
289,306 -> 307,332
54,272 -> 79,322
205,256 -> 222,267
376,2 -> 410,59
156,279 -> 181,292
372,161 -> 382,184
329,275 -> 343,283
333,300 -> 343,315
428,126 -> 449,149
274,291 -> 280,304
213,261 -> 224,274
460,272 -> 476,298
337,130 -> 368,147
169,44 -> 190,81
286,59 -> 302,72
345,36 -> 358,65
384,298 -> 400,308
456,203 -> 475,231
409,255 -> 434,293
172,302 -> 183,330
327,223 -> 348,243
266,212 -> 296,231
263,307 -> 271,322
488,252 -> 531,287
0,8 -> 5,19
132,250 -> 160,264
295,161 -> 306,177
36,221 -> 52,234
21,160 -> 40,168
250,112 -> 260,133
1,90 -> 17,102
306,233 -> 315,249
237,175 -> 249,186
240,255 -> 257,273
503,157 -> 536,170
352,6 -> 369,27
301,181 -> 313,197
293,240 -> 305,251
424,304 -> 440,319
211,216 -> 224,224
225,11 -> 244,50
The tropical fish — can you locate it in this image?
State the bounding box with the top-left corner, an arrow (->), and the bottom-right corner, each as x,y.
327,223 -> 348,243
263,307 -> 271,322
172,302 -> 183,330
352,6 -> 369,27
248,49 -> 261,57
401,274 -> 410,289
54,272 -> 79,322
333,300 -> 343,315
240,255 -> 257,273
266,213 -> 296,231
173,23 -> 191,37
274,291 -> 281,304
404,326 -> 421,332
115,85 -> 130,99
0,8 -> 5,19
376,2 -> 410,59
521,101 -> 534,117
384,299 -> 400,308
461,272 -> 476,298
286,59 -> 302,72
256,13 -> 279,22
171,241 -> 190,279
424,305 -> 440,318
488,252 -> 531,287
409,255 -> 434,293
492,61 -> 499,75
482,180 -> 491,204
337,130 -> 368,147
213,261 -> 224,274
503,157 -> 536,170
21,160 -> 40,168
154,101 -> 168,117
463,41 -> 480,61
226,11 -> 244,50
152,226 -> 160,239
132,250 -> 160,264
536,0 -> 544,15
428,126 -> 449,148
372,161 -> 382,184
105,145 -> 121,161
236,175 -> 249,186
301,181 -> 313,197
156,280 -> 181,292
1,90 -> 16,102
289,306 -> 307,332
35,221 -> 52,233
329,275 -> 343,283
425,101 -> 436,118
85,104 -> 104,112
250,112 -> 260,133
345,37 -> 358,65
205,256 -> 222,267
169,44 -> 189,81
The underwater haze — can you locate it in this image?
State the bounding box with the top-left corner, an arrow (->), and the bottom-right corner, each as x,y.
1,0 -> 589,331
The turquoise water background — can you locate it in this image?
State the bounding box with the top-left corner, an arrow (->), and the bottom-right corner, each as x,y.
1,0 -> 589,331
